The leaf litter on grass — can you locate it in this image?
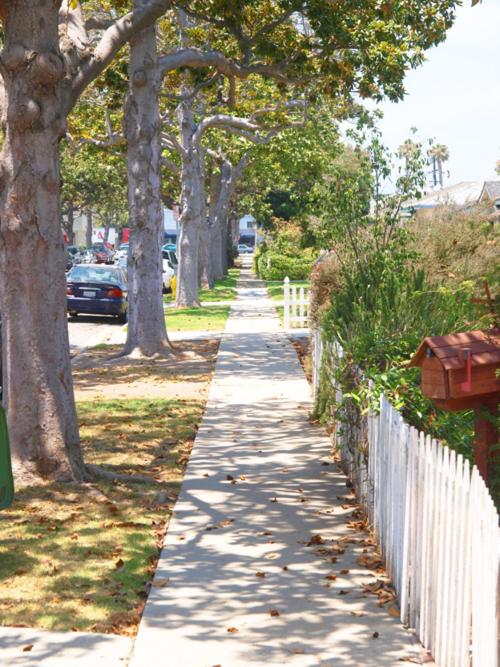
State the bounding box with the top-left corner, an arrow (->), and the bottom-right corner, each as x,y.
0,382 -> 213,635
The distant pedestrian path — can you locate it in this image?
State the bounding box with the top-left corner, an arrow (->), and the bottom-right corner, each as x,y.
130,258 -> 421,666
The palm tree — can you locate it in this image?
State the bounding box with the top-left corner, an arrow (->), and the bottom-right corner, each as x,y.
397,139 -> 419,174
428,144 -> 449,187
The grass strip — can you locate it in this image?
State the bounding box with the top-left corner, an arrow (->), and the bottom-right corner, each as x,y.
0,398 -> 204,636
164,268 -> 240,304
165,306 -> 230,332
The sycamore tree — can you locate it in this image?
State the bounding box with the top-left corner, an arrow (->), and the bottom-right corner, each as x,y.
0,0 -> 170,484
84,0 -> 460,338
0,0 -> 458,483
161,70 -> 308,303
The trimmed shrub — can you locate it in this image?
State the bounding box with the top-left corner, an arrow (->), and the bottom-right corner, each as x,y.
256,250 -> 314,281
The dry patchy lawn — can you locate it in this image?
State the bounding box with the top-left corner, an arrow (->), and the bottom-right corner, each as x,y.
0,340 -> 219,636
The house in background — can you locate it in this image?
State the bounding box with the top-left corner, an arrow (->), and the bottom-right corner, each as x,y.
479,182 -> 500,220
404,180 -> 500,219
239,214 -> 255,246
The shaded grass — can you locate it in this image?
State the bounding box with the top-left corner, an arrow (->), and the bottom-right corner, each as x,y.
165,306 -> 230,332
73,340 -> 218,390
0,398 -> 205,636
164,268 -> 240,304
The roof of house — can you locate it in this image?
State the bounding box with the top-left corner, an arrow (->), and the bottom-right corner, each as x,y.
481,181 -> 500,201
406,181 -> 485,210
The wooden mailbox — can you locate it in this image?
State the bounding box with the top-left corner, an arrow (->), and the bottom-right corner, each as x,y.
409,328 -> 500,480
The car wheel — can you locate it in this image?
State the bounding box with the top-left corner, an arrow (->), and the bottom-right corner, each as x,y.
118,311 -> 128,324
68,311 -> 78,318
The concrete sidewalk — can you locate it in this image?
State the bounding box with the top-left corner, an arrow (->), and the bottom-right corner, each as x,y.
0,627 -> 132,666
129,260 -> 421,666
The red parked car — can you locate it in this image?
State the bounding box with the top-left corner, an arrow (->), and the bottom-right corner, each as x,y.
90,244 -> 114,264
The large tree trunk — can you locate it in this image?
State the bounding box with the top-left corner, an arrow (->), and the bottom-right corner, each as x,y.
62,204 -> 75,245
210,159 -> 234,280
122,15 -> 171,357
86,209 -> 93,247
175,100 -> 206,307
198,217 -> 214,289
208,162 -> 224,281
0,2 -> 85,483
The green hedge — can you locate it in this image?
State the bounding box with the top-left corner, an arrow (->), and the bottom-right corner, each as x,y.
256,250 -> 314,281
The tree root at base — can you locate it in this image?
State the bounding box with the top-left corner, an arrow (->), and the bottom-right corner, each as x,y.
84,464 -> 163,485
114,338 -> 178,359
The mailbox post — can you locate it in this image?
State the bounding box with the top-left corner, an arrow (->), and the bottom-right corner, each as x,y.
410,329 -> 500,481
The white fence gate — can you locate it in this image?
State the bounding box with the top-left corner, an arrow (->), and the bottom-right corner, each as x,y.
283,277 -> 310,329
312,329 -> 500,667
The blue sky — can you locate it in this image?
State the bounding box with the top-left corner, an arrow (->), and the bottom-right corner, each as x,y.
376,0 -> 500,184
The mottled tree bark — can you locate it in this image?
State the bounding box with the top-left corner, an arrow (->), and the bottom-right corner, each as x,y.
208,165 -> 224,280
86,209 -> 93,247
0,2 -> 84,482
122,13 -> 171,356
62,204 -> 75,245
175,98 -> 206,307
0,0 -> 170,482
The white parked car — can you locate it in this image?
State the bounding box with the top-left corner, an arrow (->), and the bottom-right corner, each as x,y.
114,243 -> 129,262
163,260 -> 175,293
238,243 -> 253,254
116,254 -> 175,293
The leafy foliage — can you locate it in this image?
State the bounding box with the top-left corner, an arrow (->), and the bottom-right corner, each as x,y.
311,128 -> 493,461
255,220 -> 317,280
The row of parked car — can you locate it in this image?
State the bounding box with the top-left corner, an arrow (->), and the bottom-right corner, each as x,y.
66,243 -> 178,323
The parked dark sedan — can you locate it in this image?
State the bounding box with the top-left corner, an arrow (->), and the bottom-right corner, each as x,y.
67,264 -> 128,322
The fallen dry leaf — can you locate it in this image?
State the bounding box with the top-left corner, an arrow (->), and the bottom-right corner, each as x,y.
152,578 -> 170,588
227,627 -> 238,633
269,609 -> 280,617
255,572 -> 266,578
340,569 -> 350,575
22,645 -> 34,652
398,657 -> 421,664
307,534 -> 325,546
325,574 -> 337,581
372,632 -> 379,639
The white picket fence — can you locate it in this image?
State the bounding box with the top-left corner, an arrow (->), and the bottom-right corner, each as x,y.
283,277 -> 310,329
312,329 -> 500,667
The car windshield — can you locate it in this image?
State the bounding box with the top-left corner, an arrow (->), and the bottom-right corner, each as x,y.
68,266 -> 121,283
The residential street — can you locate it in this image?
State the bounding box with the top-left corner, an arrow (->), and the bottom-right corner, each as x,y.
68,316 -> 123,350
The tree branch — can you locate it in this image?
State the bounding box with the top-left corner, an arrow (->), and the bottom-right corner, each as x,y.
157,47 -> 288,82
85,17 -> 114,31
69,0 -> 171,109
193,114 -> 261,146
161,156 -> 181,176
161,131 -> 184,155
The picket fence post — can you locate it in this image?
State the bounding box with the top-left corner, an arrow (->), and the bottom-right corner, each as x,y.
284,276 -> 290,329
311,337 -> 500,667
